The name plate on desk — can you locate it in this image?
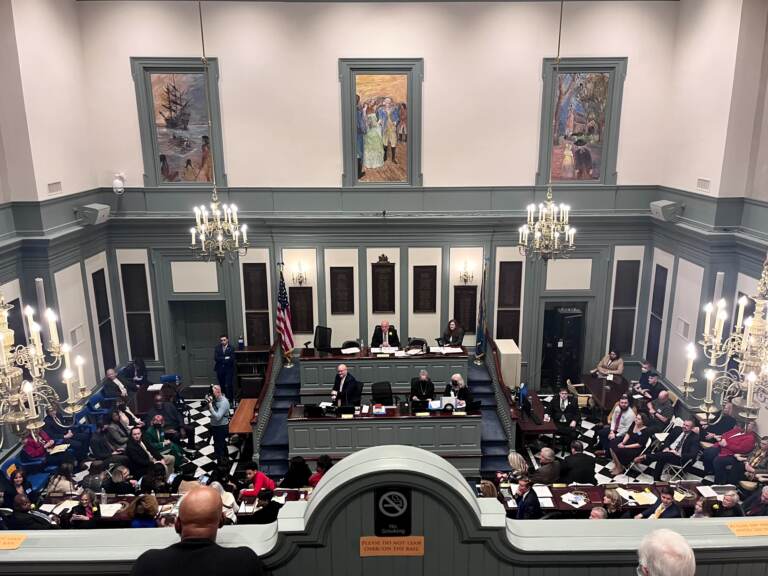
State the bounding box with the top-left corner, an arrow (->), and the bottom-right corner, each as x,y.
341,414 -> 354,419
453,411 -> 467,416
415,412 -> 430,417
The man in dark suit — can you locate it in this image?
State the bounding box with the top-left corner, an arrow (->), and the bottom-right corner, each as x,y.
126,426 -> 172,479
635,419 -> 700,481
513,477 -> 542,520
529,447 -> 561,485
548,388 -> 580,452
7,494 -> 54,530
101,367 -> 138,406
130,486 -> 269,576
331,364 -> 362,407
214,335 -> 236,402
410,369 -> 435,403
560,440 -> 596,484
743,486 -> 768,517
371,320 -> 400,348
636,487 -> 682,519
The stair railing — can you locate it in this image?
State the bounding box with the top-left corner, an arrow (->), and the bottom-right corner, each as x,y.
251,343 -> 283,464
486,338 -> 517,452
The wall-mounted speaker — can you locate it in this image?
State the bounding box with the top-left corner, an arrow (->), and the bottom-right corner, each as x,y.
649,200 -> 682,222
77,203 -> 111,226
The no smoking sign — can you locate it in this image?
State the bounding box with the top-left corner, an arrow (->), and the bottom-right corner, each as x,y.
374,487 -> 412,536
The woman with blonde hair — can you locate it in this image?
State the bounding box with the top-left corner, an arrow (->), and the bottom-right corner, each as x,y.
507,450 -> 528,479
210,481 -> 238,524
602,488 -> 623,518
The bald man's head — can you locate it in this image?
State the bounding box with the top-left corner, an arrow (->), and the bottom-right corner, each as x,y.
175,486 -> 223,541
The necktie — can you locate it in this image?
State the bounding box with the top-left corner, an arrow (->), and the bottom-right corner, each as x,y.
612,409 -> 621,433
383,331 -> 388,347
339,377 -> 345,392
652,503 -> 666,519
669,432 -> 687,454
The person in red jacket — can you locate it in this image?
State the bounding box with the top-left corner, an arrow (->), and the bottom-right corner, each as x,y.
308,454 -> 334,488
239,463 -> 275,498
21,430 -> 73,467
702,422 -> 758,484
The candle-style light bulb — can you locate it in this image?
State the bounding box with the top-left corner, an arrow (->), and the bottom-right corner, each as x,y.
703,303 -> 714,336
75,355 -> 86,392
684,343 -> 696,383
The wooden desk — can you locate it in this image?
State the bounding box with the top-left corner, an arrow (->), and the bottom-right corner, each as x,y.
287,404 -> 482,476
135,381 -> 186,415
511,391 -> 557,435
230,398 -> 259,434
583,373 -> 629,414
298,347 -> 469,404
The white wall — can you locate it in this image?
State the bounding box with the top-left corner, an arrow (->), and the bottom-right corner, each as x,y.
448,247 -> 483,347
0,279 -> 23,313
11,0 -> 95,199
324,248 -> 359,347
408,247 -> 442,342
54,262 -> 96,389
282,248 -> 318,340
84,251 -> 118,375
367,247 -> 400,341
70,0 -> 681,190
170,261 -> 219,293
546,259 -> 592,291
494,246 -> 525,343
666,258 -> 703,387
606,245 -> 645,356
239,247 -> 273,347
661,0 -> 744,196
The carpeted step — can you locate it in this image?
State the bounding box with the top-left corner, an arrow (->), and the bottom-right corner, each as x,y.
277,364 -> 300,385
470,383 -> 494,395
481,441 -> 510,457
260,412 -> 289,446
481,454 -> 511,473
271,399 -> 294,411
481,414 -> 507,443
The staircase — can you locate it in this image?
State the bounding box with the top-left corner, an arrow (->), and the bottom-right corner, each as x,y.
258,363 -> 300,478
467,360 -> 511,477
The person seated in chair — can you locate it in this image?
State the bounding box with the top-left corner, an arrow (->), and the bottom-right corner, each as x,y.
560,440 -> 596,485
703,421 -> 758,484
444,374 -> 473,406
634,418 -> 699,481
637,371 -> 663,402
43,407 -> 90,462
512,477 -> 542,520
635,486 -> 682,519
146,394 -> 195,450
529,447 -> 561,485
126,426 -> 174,479
21,429 -> 73,468
697,402 -> 737,447
123,356 -> 151,388
441,319 -> 464,347
242,490 -> 283,525
592,349 -> 624,377
331,364 -> 362,407
596,395 -> 636,456
371,320 -> 400,348
410,369 -> 435,403
7,494 -> 55,530
743,486 -> 768,517
144,415 -> 186,472
646,390 -> 674,434
729,435 -> 768,486
548,388 -> 580,452
101,367 -> 138,406
712,490 -> 744,518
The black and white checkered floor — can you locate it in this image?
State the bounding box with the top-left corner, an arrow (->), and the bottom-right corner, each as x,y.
185,400 -> 241,478
529,394 -> 713,485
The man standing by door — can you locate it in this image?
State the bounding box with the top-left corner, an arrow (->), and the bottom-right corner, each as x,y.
214,335 -> 235,403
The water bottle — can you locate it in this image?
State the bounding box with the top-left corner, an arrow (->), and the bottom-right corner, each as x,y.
100,488 -> 107,506
237,335 -> 245,350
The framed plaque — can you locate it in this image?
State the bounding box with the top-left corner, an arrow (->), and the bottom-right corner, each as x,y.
412,265 -> 436,313
288,286 -> 314,333
372,262 -> 396,313
453,285 -> 477,334
330,267 -> 355,315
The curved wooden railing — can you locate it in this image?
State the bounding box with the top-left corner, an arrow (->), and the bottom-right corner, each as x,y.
487,337 -> 517,451
251,343 -> 283,463
229,342 -> 278,435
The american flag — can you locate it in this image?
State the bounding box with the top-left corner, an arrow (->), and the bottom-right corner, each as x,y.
276,269 -> 294,354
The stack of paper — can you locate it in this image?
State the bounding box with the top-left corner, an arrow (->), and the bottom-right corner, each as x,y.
696,486 -> 718,498
505,498 -> 517,508
539,498 -> 555,508
443,347 -> 463,354
405,348 -> 423,356
52,500 -> 79,515
560,492 -> 587,509
533,485 -> 553,498
429,346 -> 444,353
370,347 -> 382,353
99,503 -> 125,518
394,351 -> 407,357
340,347 -> 361,354
272,494 -> 287,504
238,501 -> 255,514
147,383 -> 164,392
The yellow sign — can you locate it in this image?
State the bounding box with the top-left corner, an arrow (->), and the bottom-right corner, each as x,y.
728,521 -> 768,537
360,536 -> 425,557
0,534 -> 27,550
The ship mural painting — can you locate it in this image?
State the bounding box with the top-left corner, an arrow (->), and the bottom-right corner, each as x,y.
150,72 -> 212,182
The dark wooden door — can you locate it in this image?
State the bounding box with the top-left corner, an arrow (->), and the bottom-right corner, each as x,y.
171,300 -> 228,389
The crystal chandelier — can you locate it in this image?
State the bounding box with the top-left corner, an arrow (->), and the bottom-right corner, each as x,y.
517,0 -> 576,262
189,1 -> 248,264
518,190 -> 575,261
0,294 -> 90,440
684,251 -> 768,422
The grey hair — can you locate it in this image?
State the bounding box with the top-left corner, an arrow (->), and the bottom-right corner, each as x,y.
724,489 -> 740,503
590,507 -> 607,519
763,486 -> 768,496
419,369 -> 429,377
638,529 -> 695,576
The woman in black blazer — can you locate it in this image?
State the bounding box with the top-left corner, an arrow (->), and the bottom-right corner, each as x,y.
442,319 -> 464,346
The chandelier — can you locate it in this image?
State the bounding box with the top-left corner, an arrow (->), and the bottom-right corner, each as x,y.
0,294 -> 90,440
189,1 -> 248,264
517,0 -> 575,262
684,251 -> 768,422
518,190 -> 575,261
